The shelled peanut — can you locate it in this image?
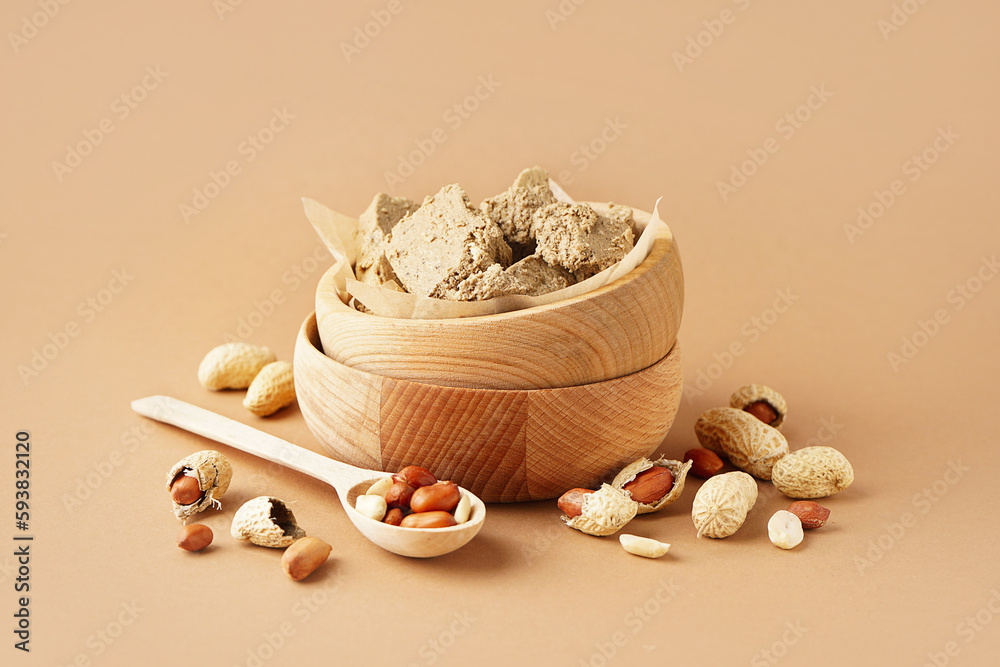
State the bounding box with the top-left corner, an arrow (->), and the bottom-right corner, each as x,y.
356,466 -> 471,528
281,537 -> 332,581
177,524 -> 213,552
683,448 -> 724,478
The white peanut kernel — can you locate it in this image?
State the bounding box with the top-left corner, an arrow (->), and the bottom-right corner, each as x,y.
355,494 -> 388,522
619,534 -> 670,558
366,478 -> 393,498
768,510 -> 804,549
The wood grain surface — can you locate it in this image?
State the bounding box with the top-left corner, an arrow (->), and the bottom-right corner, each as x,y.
296,313 -> 684,501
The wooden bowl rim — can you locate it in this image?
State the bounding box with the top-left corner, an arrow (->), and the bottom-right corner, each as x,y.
317,204 -> 677,324
299,311 -> 679,395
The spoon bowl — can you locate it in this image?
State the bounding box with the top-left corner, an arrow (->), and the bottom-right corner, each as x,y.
131,395 -> 485,558
341,479 -> 486,558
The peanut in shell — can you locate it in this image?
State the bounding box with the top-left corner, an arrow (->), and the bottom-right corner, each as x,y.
695,407 -> 788,480
691,471 -> 758,539
771,446 -> 854,499
562,484 -> 637,536
611,457 -> 692,514
729,384 -> 787,428
166,450 -> 233,522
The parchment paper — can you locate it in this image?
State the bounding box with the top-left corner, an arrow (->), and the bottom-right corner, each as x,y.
302,183 -> 668,319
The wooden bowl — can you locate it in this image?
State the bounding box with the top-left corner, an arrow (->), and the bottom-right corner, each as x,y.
294,312 -> 684,502
315,205 -> 683,390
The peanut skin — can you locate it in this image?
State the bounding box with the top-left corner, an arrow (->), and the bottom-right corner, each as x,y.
622,466 -> 674,504
385,481 -> 416,510
393,466 -> 438,489
281,537 -> 332,581
744,401 -> 778,425
787,500 -> 831,529
400,511 -> 457,529
177,524 -> 213,552
684,448 -> 724,478
410,482 -> 460,514
557,488 -> 595,518
383,508 -> 404,526
170,475 -> 202,505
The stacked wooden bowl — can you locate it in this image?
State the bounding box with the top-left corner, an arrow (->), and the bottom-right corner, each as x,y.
294,205 -> 685,502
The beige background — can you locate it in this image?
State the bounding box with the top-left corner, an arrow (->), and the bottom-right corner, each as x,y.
3,1 -> 999,665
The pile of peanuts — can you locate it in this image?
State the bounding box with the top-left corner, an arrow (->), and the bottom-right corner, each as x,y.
355,466 -> 472,528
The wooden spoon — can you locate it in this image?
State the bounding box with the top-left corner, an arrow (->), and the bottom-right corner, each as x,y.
132,395 -> 485,558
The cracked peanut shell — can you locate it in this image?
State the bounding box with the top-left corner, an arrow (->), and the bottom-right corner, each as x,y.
611,457 -> 693,514
231,496 -> 306,547
562,484 -> 637,536
729,384 -> 788,428
167,450 -> 233,522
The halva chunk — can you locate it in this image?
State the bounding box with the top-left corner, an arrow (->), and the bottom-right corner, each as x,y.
504,254 -> 575,296
384,184 -> 512,298
532,202 -> 634,279
355,193 -> 417,285
480,166 -> 557,246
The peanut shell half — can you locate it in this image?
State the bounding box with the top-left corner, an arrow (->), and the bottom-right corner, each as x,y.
611,457 -> 692,514
166,450 -> 233,522
562,484 -> 637,536
231,496 -> 306,548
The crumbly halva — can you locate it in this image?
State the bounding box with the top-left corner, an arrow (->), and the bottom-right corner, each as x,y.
384,184 -> 512,298
446,264 -> 531,301
350,169 -> 638,308
532,202 -> 634,280
480,166 -> 557,247
504,254 -> 575,296
481,187 -> 553,247
608,202 -> 639,240
512,166 -> 553,194
355,193 -> 417,285
358,253 -> 401,287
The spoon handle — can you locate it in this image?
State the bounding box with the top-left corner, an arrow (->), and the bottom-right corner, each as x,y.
131,395 -> 383,492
